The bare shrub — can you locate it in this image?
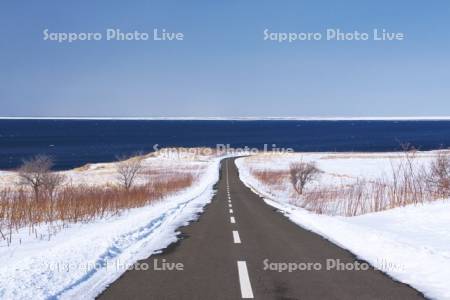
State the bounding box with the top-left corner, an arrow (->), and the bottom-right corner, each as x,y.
250,149 -> 449,217
116,152 -> 144,191
0,172 -> 195,245
289,161 -> 321,195
17,155 -> 62,201
428,152 -> 450,197
388,146 -> 430,206
299,148 -> 440,216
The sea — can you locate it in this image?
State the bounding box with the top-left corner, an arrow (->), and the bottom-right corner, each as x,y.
1,119 -> 449,170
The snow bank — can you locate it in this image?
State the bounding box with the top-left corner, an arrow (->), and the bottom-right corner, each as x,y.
0,156 -> 223,299
236,155 -> 450,300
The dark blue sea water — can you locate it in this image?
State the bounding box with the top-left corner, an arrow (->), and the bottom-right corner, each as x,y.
0,119 -> 449,170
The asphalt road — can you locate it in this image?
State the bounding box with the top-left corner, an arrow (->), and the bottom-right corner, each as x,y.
99,158 -> 424,300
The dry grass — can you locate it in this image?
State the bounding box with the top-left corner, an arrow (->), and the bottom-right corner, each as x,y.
0,174 -> 194,245
250,151 -> 449,217
253,170 -> 288,187
297,176 -> 430,216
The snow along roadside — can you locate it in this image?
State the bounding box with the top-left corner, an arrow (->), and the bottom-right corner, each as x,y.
235,157 -> 450,300
0,157 -> 224,300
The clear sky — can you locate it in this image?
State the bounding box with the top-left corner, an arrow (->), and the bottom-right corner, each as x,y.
0,1 -> 449,117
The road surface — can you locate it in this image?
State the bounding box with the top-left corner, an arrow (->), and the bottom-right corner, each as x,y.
99,158 -> 424,300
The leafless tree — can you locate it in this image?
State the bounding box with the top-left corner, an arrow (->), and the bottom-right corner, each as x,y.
116,152 -> 144,191
18,155 -> 56,201
290,161 -> 321,195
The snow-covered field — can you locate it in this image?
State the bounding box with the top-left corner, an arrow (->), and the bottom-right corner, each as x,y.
237,151 -> 446,215
236,152 -> 450,300
0,148 -> 221,189
237,151 -> 440,190
0,149 -> 225,299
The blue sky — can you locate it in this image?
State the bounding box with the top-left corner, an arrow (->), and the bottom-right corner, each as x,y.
0,1 -> 449,117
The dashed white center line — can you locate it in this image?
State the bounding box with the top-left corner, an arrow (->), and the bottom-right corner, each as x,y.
232,230 -> 241,244
226,162 -> 253,298
237,261 -> 254,298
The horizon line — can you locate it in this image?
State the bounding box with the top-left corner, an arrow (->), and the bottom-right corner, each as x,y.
1,116 -> 450,121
